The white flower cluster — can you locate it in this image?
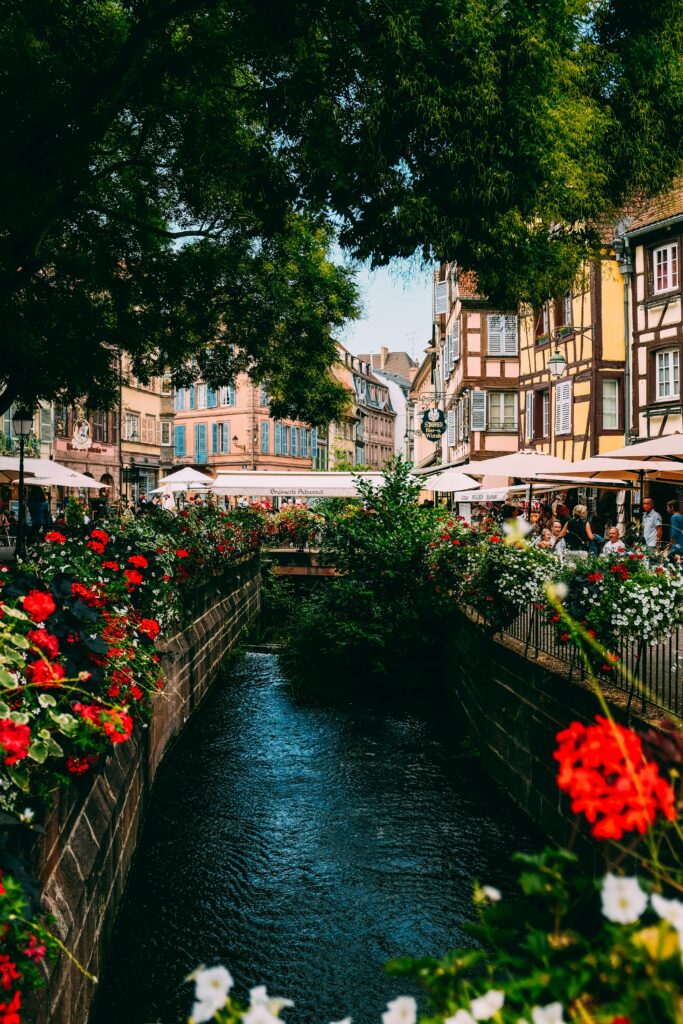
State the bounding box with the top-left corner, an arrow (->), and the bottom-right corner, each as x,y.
494,549 -> 554,611
608,572 -> 683,644
601,872 -> 683,953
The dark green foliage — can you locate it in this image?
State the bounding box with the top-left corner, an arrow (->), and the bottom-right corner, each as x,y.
283,458 -> 458,694
2,1 -> 683,416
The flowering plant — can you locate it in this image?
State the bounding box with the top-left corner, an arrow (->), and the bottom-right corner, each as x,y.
271,507 -> 323,549
465,536 -> 555,633
0,864 -> 59,1024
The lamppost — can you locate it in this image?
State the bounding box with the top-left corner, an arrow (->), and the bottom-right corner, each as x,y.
12,408 -> 33,560
548,348 -> 567,379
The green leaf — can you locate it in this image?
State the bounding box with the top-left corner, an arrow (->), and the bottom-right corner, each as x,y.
28,741 -> 48,764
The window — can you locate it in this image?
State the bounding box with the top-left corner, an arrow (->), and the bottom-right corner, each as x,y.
91,410 -> 108,444
39,406 -> 53,443
212,422 -> 230,454
291,426 -> 298,456
653,243 -> 679,294
534,306 -> 549,344
554,292 -> 573,328
525,391 -> 534,441
656,349 -> 680,401
194,422 -> 207,463
602,379 -> 619,430
260,385 -> 268,407
281,423 -> 289,455
261,421 -> 270,453
487,314 -> 518,355
189,386 -> 196,410
207,387 -> 218,408
174,388 -> 186,412
434,279 -> 449,316
124,413 -> 140,441
555,380 -> 572,435
161,421 -> 172,446
311,428 -> 318,458
174,425 -> 186,456
488,391 -> 517,431
274,422 -> 282,455
141,415 -> 156,444
539,389 -> 550,438
447,408 -> 456,446
196,384 -> 207,409
300,428 -> 308,458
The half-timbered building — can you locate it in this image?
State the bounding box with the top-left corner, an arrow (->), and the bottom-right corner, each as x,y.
623,186 -> 683,442
434,265 -> 520,467
518,254 -> 626,460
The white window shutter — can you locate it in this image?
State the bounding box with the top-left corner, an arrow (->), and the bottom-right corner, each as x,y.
445,331 -> 451,376
555,380 -> 572,435
447,408 -> 456,446
452,320 -> 461,363
503,315 -> 518,355
487,315 -> 503,355
526,391 -> 534,441
434,280 -> 449,316
459,398 -> 466,439
471,389 -> 487,431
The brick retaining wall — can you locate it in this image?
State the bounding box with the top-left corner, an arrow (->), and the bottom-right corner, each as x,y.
32,560 -> 261,1024
451,611 -> 655,868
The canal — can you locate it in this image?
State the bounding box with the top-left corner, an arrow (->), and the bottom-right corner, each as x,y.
92,652 -> 535,1024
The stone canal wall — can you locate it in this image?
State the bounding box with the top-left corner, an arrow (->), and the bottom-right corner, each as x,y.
33,560 -> 261,1024
451,611 -> 643,867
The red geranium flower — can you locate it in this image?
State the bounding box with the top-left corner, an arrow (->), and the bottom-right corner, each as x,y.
66,753 -> 99,777
0,956 -> 19,991
44,531 -> 66,544
489,535 -> 500,543
128,554 -> 148,569
27,628 -> 59,659
87,540 -> 106,554
25,659 -> 65,687
555,715 -> 676,840
90,529 -> 109,544
102,561 -> 119,572
22,590 -> 56,622
24,935 -> 47,962
176,548 -> 189,558
138,618 -> 160,640
73,703 -> 133,744
124,569 -> 143,586
0,989 -> 21,1024
0,719 -> 30,765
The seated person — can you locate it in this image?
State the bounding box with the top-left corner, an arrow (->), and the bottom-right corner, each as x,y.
550,520 -> 566,555
601,526 -> 626,557
534,527 -> 553,550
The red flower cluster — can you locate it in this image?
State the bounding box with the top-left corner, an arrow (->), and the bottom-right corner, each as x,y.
44,531 -> 66,545
610,563 -> 629,581
0,719 -> 30,766
124,569 -> 143,587
102,561 -> 119,572
128,554 -> 148,569
65,753 -> 99,776
0,990 -> 20,1024
176,548 -> 189,558
0,957 -> 19,991
587,571 -> 603,583
73,703 -> 133,744
87,539 -> 106,554
90,529 -> 109,545
22,591 -> 55,622
138,618 -> 160,640
27,629 -> 59,659
71,581 -> 104,608
555,716 -> 676,840
24,660 -> 65,687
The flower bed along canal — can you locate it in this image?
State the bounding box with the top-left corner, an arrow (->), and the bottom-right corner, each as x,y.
90,652 -> 535,1024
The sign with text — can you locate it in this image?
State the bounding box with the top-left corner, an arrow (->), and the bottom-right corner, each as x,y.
420,409 -> 447,441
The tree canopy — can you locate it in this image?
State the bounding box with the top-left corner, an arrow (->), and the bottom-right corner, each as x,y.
1,0 -> 682,419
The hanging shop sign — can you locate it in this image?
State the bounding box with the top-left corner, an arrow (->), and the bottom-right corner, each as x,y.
420,408 -> 447,441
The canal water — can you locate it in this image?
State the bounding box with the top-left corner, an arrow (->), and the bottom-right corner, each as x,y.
92,653 -> 535,1024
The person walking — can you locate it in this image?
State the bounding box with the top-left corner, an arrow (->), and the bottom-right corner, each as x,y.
641,497 -> 662,554
665,499 -> 683,559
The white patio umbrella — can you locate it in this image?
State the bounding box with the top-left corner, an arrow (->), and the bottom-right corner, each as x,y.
597,434 -> 683,463
535,456 -> 683,485
158,467 -> 214,488
420,468 -> 479,492
0,457 -> 37,484
454,451 -> 573,478
0,457 -> 106,488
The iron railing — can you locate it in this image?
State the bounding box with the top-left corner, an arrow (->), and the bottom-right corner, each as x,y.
500,604 -> 683,720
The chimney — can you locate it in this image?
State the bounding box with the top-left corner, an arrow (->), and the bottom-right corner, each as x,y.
380,345 -> 388,369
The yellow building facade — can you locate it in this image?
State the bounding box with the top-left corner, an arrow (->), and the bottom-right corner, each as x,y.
519,254 -> 626,460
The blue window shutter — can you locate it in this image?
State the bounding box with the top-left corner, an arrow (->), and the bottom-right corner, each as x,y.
311,428 -> 318,457
207,387 -> 217,408
212,422 -> 218,454
229,385 -> 236,405
300,428 -> 307,457
274,422 -> 281,455
261,421 -> 269,453
291,426 -> 297,456
174,425 -> 185,456
195,423 -> 207,463
189,386 -> 196,410
281,424 -> 288,455
223,423 -> 231,453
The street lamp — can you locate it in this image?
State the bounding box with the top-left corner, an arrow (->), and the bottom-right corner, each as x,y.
548,349 -> 567,378
12,408 -> 33,560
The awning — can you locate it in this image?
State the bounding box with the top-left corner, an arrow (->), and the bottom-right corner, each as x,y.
211,471 -> 390,497
0,458 -> 106,489
159,467 -> 214,488
599,434 -> 683,463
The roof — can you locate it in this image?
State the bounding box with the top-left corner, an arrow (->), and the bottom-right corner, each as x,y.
456,269 -> 483,300
623,182 -> 683,234
358,350 -> 418,378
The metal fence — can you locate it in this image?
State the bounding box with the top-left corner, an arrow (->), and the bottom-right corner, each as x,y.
501,604 -> 683,720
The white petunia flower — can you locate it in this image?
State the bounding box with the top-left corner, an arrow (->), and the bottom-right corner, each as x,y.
249,984 -> 294,1016
481,886 -> 502,903
190,966 -> 233,1017
444,1011 -> 476,1024
470,990 -> 504,1020
530,1004 -> 566,1024
382,996 -> 417,1024
601,873 -> 648,924
191,999 -> 223,1023
652,893 -> 683,932
243,1005 -> 281,1024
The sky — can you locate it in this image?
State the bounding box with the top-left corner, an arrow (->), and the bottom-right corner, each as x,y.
338,260 -> 434,362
